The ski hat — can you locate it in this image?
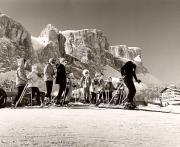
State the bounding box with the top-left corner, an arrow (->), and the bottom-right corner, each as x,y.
134,55 -> 141,63
83,69 -> 89,76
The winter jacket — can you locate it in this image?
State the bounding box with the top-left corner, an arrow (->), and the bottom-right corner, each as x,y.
98,78 -> 105,91
80,76 -> 91,88
90,79 -> 100,93
16,66 -> 28,87
55,63 -> 66,84
27,71 -> 40,88
121,61 -> 138,81
44,63 -> 55,81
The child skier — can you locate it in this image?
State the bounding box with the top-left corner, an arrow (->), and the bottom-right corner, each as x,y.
27,65 -> 41,106
80,69 -> 91,103
64,72 -> 75,104
90,76 -> 100,104
105,77 -> 115,103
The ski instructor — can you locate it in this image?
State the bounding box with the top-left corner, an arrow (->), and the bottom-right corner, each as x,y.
121,56 -> 141,109
55,57 -> 67,105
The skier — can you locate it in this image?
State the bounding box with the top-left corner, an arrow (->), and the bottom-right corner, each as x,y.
105,77 -> 115,103
121,60 -> 141,109
27,65 -> 41,106
80,69 -> 91,103
90,75 -> 100,104
55,58 -> 67,105
44,58 -> 56,104
12,58 -> 28,107
64,72 -> 74,104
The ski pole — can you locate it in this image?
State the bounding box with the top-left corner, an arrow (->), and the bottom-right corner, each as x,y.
15,83 -> 28,108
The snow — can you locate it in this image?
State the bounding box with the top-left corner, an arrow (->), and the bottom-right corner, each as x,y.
0,107 -> 180,147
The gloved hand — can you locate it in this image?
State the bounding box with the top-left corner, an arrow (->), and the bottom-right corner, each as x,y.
136,79 -> 141,83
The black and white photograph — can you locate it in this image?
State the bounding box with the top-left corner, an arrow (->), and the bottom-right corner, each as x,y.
0,0 -> 180,146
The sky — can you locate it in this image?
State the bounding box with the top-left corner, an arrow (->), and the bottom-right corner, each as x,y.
0,0 -> 180,84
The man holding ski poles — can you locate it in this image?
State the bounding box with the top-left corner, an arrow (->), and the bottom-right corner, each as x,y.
121,60 -> 141,109
12,58 -> 29,107
55,58 -> 67,105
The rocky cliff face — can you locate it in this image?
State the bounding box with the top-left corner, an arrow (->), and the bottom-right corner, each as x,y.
109,45 -> 141,60
0,14 -> 33,71
61,29 -> 148,75
109,45 -> 148,73
32,26 -> 149,77
33,24 -> 66,63
61,29 -> 109,72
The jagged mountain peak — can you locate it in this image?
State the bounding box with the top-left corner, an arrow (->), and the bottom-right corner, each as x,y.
39,24 -> 59,38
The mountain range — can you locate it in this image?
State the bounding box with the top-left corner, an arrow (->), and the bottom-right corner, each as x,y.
0,12 -> 163,90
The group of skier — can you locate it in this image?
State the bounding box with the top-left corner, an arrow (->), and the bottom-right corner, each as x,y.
0,56 -> 141,110
79,60 -> 141,109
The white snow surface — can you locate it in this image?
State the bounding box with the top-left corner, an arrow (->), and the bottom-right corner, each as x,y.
0,106 -> 180,147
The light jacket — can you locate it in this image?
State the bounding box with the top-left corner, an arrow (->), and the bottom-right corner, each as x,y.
90,79 -> 99,93
27,71 -> 40,88
16,66 -> 28,87
44,63 -> 55,81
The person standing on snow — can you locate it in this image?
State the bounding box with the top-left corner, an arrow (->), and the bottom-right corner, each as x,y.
105,77 -> 115,103
80,69 -> 91,104
44,58 -> 56,103
27,65 -> 42,106
121,60 -> 141,109
12,58 -> 28,107
55,58 -> 67,105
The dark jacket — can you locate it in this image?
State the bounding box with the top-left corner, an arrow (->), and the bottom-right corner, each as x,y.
55,63 -> 66,84
105,81 -> 115,91
80,76 -> 91,88
121,61 -> 138,81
